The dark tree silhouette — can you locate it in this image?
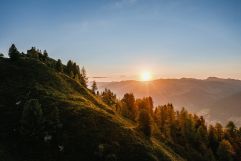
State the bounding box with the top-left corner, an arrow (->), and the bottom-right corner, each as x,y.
56,59 -> 63,72
8,44 -> 20,60
121,93 -> 136,120
101,88 -> 117,107
43,50 -> 48,58
80,67 -> 88,87
0,53 -> 4,58
91,80 -> 98,94
226,121 -> 236,136
138,109 -> 152,138
217,140 -> 234,161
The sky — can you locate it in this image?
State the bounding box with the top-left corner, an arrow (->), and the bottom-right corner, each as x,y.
0,0 -> 241,81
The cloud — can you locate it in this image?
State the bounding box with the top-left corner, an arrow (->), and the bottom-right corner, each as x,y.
92,76 -> 109,79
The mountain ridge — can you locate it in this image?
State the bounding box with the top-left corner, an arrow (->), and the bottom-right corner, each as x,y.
97,78 -> 241,125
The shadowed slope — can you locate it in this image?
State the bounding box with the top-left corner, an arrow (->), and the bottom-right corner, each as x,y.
0,58 -> 185,161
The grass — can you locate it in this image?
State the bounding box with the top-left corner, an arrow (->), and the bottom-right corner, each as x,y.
0,57 -> 185,161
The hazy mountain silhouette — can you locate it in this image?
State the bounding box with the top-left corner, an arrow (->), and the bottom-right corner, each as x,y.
97,77 -> 241,125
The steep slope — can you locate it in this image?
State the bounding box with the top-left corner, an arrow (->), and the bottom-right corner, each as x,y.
0,58 -> 185,161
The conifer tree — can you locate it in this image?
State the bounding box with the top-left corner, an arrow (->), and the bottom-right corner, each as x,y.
138,109 -> 152,138
226,121 -> 236,136
215,123 -> 224,141
80,67 -> 88,87
56,59 -> 63,72
121,93 -> 136,120
43,50 -> 48,57
91,80 -> 98,94
217,140 -> 234,161
8,44 -> 20,60
43,50 -> 48,61
27,47 -> 40,59
67,60 -> 73,75
101,88 -> 117,107
208,125 -> 219,152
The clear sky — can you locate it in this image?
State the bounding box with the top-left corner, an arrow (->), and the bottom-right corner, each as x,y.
0,0 -> 241,81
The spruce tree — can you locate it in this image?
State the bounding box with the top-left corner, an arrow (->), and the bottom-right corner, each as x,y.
43,50 -> 48,61
91,80 -> 98,94
56,59 -> 63,72
226,121 -> 236,136
43,50 -> 48,58
80,67 -> 88,87
67,60 -> 73,75
101,88 -> 117,107
217,140 -> 234,161
138,109 -> 152,138
8,44 -> 20,60
121,93 -> 136,120
208,125 -> 219,153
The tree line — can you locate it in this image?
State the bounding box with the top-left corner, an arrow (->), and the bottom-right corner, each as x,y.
4,44 -> 241,161
7,44 -> 88,87
97,89 -> 241,161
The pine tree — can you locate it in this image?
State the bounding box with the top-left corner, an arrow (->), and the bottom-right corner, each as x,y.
91,80 -> 98,94
217,140 -> 234,161
27,47 -> 39,59
43,50 -> 48,61
196,125 -> 208,145
0,53 -> 4,58
43,50 -> 48,57
121,93 -> 136,120
67,60 -> 73,75
8,44 -> 20,60
215,123 -> 224,141
226,121 -> 236,136
56,59 -> 63,72
101,88 -> 117,107
80,67 -> 88,87
138,109 -> 152,138
208,125 -> 219,153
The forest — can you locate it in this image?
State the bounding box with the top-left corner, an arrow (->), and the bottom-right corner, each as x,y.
0,44 -> 241,161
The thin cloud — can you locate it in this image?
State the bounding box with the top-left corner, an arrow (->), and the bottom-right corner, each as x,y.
92,76 -> 109,79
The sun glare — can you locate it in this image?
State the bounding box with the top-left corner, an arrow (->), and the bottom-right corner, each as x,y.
140,71 -> 152,81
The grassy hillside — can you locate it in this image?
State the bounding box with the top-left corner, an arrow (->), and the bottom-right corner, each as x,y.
0,58 -> 185,161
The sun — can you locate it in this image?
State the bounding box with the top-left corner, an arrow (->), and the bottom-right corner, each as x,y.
140,71 -> 152,81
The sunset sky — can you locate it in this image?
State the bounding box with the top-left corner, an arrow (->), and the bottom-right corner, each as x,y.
0,0 -> 241,81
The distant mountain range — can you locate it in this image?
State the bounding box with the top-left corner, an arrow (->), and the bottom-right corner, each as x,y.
97,77 -> 241,125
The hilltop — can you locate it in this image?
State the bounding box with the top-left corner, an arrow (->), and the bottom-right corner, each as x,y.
0,49 -> 185,161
